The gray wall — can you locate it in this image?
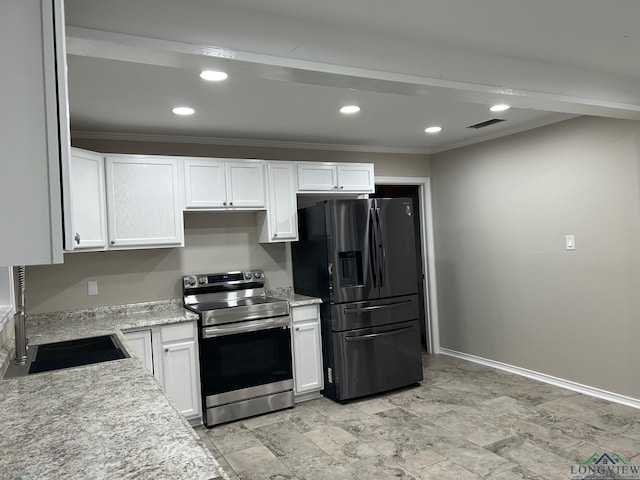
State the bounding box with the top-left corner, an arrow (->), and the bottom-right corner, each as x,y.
25,140 -> 429,313
431,116 -> 640,398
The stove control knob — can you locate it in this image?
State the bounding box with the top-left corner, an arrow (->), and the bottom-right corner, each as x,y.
185,276 -> 197,287
198,277 -> 207,285
253,271 -> 263,280
244,272 -> 253,280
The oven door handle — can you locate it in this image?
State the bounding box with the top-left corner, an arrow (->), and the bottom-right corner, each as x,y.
202,316 -> 290,338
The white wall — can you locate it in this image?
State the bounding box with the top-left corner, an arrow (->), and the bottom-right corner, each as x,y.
431,116 -> 640,398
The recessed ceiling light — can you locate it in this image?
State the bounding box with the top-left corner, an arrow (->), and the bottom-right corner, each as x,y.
200,70 -> 228,82
172,106 -> 195,116
340,105 -> 360,114
424,126 -> 442,134
489,103 -> 511,112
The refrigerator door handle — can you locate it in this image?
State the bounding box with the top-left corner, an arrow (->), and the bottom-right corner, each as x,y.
374,207 -> 384,287
368,208 -> 378,287
343,299 -> 413,314
345,325 -> 413,342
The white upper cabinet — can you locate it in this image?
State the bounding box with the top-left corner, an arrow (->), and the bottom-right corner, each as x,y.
0,0 -> 70,266
226,161 -> 266,208
66,148 -> 107,251
336,163 -> 375,192
105,156 -> 184,248
297,162 -> 375,193
183,158 -> 265,209
257,162 -> 298,243
297,163 -> 339,191
183,158 -> 226,208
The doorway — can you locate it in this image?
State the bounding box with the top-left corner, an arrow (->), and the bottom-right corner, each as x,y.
371,184 -> 428,349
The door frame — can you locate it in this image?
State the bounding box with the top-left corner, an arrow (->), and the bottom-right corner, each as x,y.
374,176 -> 440,354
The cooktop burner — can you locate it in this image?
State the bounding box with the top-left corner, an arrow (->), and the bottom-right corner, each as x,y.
182,269 -> 290,326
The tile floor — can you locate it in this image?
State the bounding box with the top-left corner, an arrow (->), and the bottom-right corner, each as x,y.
194,354 -> 640,480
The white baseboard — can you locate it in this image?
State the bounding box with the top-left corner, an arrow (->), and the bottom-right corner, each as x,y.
439,348 -> 640,410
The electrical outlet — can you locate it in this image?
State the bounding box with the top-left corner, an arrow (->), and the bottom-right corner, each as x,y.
87,280 -> 98,296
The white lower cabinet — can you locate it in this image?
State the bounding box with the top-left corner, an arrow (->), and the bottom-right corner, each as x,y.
123,329 -> 154,375
160,323 -> 201,420
124,322 -> 201,422
291,304 -> 323,401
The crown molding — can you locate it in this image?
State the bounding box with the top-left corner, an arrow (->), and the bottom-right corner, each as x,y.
70,131 -> 431,155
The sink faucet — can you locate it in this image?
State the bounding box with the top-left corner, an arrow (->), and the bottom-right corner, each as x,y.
14,265 -> 27,365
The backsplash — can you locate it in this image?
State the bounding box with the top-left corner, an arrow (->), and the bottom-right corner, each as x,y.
266,286 -> 294,298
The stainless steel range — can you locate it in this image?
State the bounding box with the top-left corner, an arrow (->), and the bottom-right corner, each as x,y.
183,270 -> 294,427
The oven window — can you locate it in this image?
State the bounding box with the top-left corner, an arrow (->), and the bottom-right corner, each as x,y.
200,326 -> 292,396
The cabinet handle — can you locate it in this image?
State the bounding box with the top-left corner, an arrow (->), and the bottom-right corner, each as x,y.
110,240 -> 115,245
74,233 -> 80,245
339,186 -> 344,189
274,233 -> 278,238
164,348 -> 169,353
295,327 -> 299,331
333,185 -> 338,190
229,202 -> 233,206
223,202 -> 227,206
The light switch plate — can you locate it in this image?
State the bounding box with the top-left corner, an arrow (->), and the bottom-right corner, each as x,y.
565,235 -> 575,250
87,280 -> 98,296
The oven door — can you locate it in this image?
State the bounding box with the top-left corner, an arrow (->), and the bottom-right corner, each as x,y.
199,316 -> 293,402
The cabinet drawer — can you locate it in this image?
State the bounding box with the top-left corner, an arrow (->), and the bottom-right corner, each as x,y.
160,322 -> 195,343
292,304 -> 319,323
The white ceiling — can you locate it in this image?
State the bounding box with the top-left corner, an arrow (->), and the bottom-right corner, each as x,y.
65,0 -> 640,154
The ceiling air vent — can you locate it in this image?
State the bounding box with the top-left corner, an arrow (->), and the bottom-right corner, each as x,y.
467,118 -> 506,129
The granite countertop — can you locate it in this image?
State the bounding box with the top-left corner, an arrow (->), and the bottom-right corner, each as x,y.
24,299 -> 198,345
267,288 -> 323,307
0,300 -> 226,480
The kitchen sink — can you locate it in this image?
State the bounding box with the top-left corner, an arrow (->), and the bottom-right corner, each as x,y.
4,334 -> 129,378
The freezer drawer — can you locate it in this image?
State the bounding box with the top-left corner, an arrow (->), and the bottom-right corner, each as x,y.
332,319 -> 422,400
330,294 -> 419,332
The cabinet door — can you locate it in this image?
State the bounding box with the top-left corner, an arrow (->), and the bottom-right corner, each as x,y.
258,162 -> 298,243
67,148 -> 107,250
0,0 -> 68,266
337,164 -> 375,192
123,330 -> 154,375
293,320 -> 324,395
161,340 -> 201,418
297,163 -> 338,191
225,161 -> 265,208
105,156 -> 184,248
183,158 -> 227,208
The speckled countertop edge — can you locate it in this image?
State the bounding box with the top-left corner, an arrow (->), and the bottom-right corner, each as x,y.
268,289 -> 323,307
0,299 -> 227,480
0,359 -> 227,480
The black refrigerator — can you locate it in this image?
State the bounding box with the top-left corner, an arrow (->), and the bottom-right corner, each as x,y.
291,198 -> 423,402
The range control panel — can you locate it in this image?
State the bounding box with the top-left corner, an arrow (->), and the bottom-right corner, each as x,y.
182,270 -> 264,289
